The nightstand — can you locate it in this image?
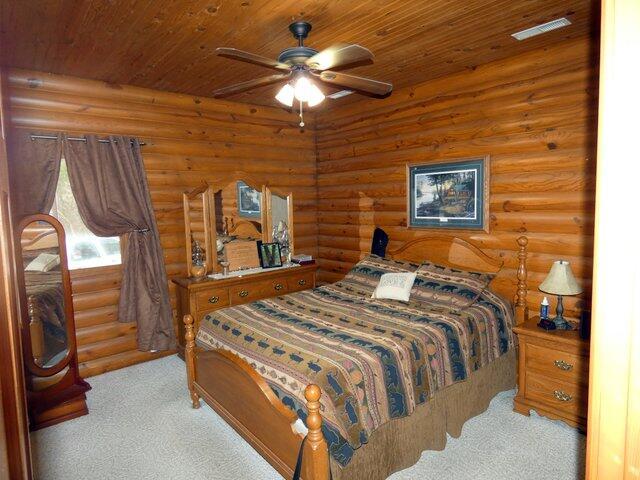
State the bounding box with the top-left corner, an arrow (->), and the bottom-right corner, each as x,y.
513,317 -> 590,431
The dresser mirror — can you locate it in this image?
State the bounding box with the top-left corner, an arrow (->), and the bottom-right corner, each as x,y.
15,213 -> 90,430
212,179 -> 267,272
265,187 -> 294,261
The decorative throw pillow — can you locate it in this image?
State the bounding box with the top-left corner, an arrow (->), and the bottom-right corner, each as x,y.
25,253 -> 60,272
411,261 -> 495,311
341,254 -> 419,294
372,272 -> 417,302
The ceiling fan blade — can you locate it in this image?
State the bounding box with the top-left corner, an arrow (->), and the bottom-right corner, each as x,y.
306,43 -> 374,70
216,47 -> 291,71
212,73 -> 291,98
316,71 -> 392,96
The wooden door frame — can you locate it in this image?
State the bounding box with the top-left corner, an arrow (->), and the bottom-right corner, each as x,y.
0,68 -> 32,479
587,0 -> 640,478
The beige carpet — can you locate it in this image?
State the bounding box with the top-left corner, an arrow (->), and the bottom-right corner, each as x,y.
31,355 -> 586,479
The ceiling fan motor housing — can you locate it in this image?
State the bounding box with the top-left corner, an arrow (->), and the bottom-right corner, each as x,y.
278,46 -> 318,65
278,21 -> 317,65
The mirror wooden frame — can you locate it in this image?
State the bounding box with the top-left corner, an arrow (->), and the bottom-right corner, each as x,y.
183,183 -> 216,276
14,213 -> 90,430
264,186 -> 295,257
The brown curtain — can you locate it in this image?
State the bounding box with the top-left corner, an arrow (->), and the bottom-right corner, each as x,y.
7,131 -> 62,217
64,135 -> 175,351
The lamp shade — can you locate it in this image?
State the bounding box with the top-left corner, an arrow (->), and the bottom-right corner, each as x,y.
539,260 -> 583,296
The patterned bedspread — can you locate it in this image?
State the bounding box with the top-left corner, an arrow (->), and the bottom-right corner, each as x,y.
196,278 -> 515,466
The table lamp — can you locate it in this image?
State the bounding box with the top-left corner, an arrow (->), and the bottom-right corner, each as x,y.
539,260 -> 582,330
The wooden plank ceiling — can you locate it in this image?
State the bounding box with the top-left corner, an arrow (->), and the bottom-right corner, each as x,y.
1,0 -> 598,107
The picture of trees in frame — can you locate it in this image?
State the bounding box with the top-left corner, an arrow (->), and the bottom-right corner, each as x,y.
407,156 -> 489,231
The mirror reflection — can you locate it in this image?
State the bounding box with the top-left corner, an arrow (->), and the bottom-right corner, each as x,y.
21,220 -> 69,368
270,193 -> 292,262
214,180 -> 264,271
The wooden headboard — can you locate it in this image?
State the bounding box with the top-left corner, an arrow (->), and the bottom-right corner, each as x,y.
227,219 -> 262,239
21,225 -> 58,251
388,236 -> 503,273
387,235 -> 529,325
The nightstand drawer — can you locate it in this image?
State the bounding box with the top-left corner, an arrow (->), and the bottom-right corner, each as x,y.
286,271 -> 315,292
526,343 -> 588,384
525,371 -> 588,417
195,288 -> 230,311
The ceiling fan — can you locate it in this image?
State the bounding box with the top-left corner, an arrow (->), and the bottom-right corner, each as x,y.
213,21 -> 392,124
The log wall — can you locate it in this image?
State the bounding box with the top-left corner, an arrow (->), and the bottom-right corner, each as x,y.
314,37 -> 598,317
6,69 -> 316,377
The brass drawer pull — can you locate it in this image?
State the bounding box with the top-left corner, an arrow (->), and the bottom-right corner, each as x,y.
238,290 -> 249,298
554,359 -> 573,371
298,279 -> 306,286
553,390 -> 573,402
274,283 -> 284,291
208,296 -> 219,304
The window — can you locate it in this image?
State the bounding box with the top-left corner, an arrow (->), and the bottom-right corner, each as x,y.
50,159 -> 122,270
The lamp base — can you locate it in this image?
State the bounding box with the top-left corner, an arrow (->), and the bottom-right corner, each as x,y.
537,318 -> 557,330
553,316 -> 573,330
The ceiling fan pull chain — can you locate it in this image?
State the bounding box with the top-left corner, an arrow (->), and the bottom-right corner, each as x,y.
299,100 -> 305,128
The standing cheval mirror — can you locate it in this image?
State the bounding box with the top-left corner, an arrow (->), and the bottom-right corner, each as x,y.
15,213 -> 91,430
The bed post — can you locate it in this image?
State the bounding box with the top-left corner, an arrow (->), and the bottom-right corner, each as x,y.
304,384 -> 330,480
515,236 -> 529,325
184,314 -> 201,409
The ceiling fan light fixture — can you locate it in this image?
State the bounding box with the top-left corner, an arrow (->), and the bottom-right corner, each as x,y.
293,76 -> 314,102
275,83 -> 295,107
305,82 -> 325,107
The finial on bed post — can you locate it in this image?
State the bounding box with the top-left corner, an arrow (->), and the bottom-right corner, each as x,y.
515,236 -> 529,325
303,384 -> 330,480
184,314 -> 201,409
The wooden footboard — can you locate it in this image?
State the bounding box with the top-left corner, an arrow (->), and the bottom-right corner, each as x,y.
184,315 -> 330,480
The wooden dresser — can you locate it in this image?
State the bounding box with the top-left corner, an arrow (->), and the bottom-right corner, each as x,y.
513,317 -> 590,431
172,264 -> 317,355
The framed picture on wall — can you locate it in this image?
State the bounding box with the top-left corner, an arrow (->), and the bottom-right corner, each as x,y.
237,181 -> 261,218
407,156 -> 489,231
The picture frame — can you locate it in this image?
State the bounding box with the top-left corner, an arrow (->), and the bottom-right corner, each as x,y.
256,241 -> 283,269
237,181 -> 261,218
407,156 -> 489,231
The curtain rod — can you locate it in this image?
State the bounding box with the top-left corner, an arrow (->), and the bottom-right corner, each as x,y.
29,134 -> 146,146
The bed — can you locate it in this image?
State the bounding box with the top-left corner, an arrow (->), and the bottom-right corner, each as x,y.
183,235 -> 529,480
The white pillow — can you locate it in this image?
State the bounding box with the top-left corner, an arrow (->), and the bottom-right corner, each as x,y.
26,253 -> 60,272
371,272 -> 417,302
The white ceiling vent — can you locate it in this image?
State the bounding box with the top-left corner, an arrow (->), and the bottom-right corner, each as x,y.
327,90 -> 354,99
511,17 -> 572,41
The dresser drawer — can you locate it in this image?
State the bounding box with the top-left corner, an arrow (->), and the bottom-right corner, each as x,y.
194,288 -> 230,311
525,371 -> 587,417
526,343 -> 588,384
269,279 -> 288,295
229,280 -> 273,304
286,271 -> 315,292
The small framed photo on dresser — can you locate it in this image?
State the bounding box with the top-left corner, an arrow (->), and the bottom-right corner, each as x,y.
257,241 -> 283,268
407,156 -> 490,232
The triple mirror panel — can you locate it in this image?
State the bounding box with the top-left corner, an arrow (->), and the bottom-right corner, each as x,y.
183,178 -> 294,276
